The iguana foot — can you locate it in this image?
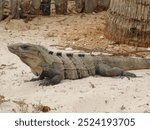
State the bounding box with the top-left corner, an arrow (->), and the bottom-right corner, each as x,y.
120,72 -> 137,80
39,79 -> 52,86
122,72 -> 136,77
39,75 -> 63,86
39,77 -> 61,86
24,77 -> 43,82
30,77 -> 41,81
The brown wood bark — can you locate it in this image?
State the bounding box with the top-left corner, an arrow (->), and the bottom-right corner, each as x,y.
0,0 -> 3,20
11,0 -> 20,19
1,0 -> 11,18
75,0 -> 110,13
55,0 -> 68,14
105,0 -> 150,47
75,0 -> 85,13
85,0 -> 98,13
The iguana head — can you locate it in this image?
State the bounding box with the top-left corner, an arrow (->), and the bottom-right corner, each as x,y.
8,43 -> 46,76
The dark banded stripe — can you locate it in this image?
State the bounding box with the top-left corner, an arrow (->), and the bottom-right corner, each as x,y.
66,53 -> 73,57
49,51 -> 53,55
56,52 -> 62,56
78,54 -> 85,57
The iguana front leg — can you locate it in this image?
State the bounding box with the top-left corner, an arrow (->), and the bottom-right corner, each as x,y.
96,64 -> 136,77
38,68 -> 63,86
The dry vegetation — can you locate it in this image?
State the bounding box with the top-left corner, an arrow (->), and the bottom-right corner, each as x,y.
0,95 -> 52,113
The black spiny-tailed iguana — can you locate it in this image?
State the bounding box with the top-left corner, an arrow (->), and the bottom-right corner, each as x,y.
8,43 -> 150,86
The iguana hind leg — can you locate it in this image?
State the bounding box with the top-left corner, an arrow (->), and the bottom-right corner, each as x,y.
39,68 -> 63,86
96,63 -> 136,77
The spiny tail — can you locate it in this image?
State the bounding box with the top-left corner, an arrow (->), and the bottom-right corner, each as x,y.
96,55 -> 150,70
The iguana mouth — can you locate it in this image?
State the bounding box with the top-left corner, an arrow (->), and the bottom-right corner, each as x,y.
8,45 -> 18,53
8,45 -> 24,57
8,43 -> 35,56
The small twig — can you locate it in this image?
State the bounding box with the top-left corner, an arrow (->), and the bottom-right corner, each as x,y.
89,82 -> 95,88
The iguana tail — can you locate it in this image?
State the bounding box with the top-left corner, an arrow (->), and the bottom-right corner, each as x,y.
96,55 -> 150,70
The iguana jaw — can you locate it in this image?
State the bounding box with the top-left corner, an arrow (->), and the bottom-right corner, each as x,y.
8,43 -> 45,76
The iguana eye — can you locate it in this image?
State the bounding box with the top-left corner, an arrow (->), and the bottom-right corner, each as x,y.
21,45 -> 29,50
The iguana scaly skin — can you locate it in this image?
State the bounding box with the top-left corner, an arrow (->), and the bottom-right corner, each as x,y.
8,43 -> 150,86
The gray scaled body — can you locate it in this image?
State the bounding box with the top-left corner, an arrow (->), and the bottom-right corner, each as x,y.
8,43 -> 150,86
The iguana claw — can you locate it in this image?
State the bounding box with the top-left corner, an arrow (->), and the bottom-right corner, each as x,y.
122,72 -> 137,77
39,80 -> 52,86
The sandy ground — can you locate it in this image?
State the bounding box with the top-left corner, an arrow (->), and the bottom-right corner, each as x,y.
0,10 -> 150,112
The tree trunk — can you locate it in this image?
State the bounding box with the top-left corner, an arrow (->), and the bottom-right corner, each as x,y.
0,0 -> 11,20
55,0 -> 68,14
75,0 -> 84,13
0,0 -> 4,21
85,0 -> 98,13
41,0 -> 51,15
75,0 -> 110,13
105,0 -> 150,47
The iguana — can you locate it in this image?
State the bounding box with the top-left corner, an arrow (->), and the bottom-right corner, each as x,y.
8,43 -> 150,86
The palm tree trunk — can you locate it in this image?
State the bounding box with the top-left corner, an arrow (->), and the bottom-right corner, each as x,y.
85,0 -> 98,13
105,0 -> 150,47
75,0 -> 110,13
55,0 -> 68,14
0,0 -> 4,20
